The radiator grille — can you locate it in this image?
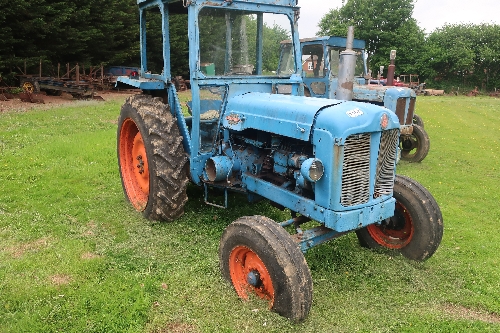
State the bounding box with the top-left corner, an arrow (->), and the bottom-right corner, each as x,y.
406,97 -> 416,125
341,133 -> 371,206
395,98 -> 406,125
395,97 -> 416,126
374,129 -> 399,198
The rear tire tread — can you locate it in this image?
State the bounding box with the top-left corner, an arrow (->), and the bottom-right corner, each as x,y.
118,94 -> 189,221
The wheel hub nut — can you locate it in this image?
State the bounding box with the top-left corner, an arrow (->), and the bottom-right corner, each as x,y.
136,155 -> 145,174
247,270 -> 261,287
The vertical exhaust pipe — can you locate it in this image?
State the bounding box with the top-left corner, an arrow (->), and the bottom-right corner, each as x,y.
386,50 -> 397,86
336,26 -> 357,101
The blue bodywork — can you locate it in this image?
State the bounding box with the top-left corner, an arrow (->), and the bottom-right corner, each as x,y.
118,0 -> 401,252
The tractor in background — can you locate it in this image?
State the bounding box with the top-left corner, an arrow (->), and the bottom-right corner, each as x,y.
279,35 -> 430,162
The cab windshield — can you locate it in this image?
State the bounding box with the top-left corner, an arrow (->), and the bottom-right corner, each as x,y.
198,7 -> 294,76
328,47 -> 365,77
278,43 -> 295,75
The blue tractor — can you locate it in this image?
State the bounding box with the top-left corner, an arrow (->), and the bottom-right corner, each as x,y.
279,35 -> 430,162
116,0 -> 443,321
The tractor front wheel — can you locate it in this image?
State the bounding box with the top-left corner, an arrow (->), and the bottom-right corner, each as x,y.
219,216 -> 312,322
117,94 -> 189,221
355,175 -> 443,261
400,124 -> 430,162
412,113 -> 425,128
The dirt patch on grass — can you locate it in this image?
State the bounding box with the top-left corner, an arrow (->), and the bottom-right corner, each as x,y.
82,221 -> 98,237
0,90 -> 133,113
81,252 -> 101,260
6,237 -> 51,258
50,274 -> 72,286
441,303 -> 500,324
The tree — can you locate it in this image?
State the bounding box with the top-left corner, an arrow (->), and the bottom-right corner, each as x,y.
0,0 -> 140,82
422,24 -> 500,90
317,0 -> 426,77
169,14 -> 189,78
0,1 -> 289,85
246,18 -> 291,73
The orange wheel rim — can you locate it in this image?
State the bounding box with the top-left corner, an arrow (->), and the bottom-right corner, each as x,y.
22,82 -> 34,93
229,246 -> 275,307
119,118 -> 149,210
367,201 -> 414,249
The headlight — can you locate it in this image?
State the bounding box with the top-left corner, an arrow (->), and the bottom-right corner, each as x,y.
300,158 -> 324,182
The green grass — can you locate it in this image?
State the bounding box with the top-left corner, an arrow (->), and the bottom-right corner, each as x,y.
1,95 -> 499,332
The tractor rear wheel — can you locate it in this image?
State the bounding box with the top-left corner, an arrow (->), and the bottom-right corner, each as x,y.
219,215 -> 312,322
355,175 -> 443,261
117,94 -> 189,221
400,124 -> 430,162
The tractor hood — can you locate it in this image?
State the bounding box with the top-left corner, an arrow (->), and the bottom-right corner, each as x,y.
313,99 -> 400,140
222,92 -> 400,141
223,92 -> 339,141
352,84 -> 416,103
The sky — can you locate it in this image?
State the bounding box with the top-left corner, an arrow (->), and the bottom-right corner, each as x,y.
297,0 -> 500,38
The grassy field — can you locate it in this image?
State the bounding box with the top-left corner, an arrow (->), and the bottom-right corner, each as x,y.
1,95 -> 499,332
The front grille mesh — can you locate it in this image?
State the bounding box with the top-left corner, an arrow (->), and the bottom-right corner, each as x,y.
395,98 -> 406,125
374,129 -> 399,198
406,97 -> 416,125
341,133 -> 371,206
340,130 -> 399,207
395,97 -> 416,126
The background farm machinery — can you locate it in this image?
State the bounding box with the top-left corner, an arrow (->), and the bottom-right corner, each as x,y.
279,35 -> 431,162
17,63 -> 139,100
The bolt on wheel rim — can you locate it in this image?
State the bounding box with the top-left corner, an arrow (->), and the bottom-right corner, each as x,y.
229,246 -> 275,307
132,132 -> 149,194
367,201 -> 414,249
119,118 -> 150,210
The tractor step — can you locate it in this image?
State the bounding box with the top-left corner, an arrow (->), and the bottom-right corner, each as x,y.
204,183 -> 228,209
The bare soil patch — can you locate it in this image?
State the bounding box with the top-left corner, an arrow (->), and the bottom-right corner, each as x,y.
5,237 -> 52,258
441,303 -> 500,324
0,90 -> 134,113
50,274 -> 72,286
82,221 -> 98,237
81,252 -> 101,260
